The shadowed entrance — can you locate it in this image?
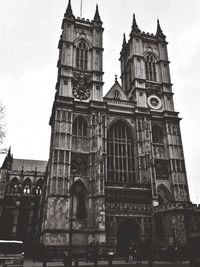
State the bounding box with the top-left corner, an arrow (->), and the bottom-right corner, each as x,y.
117,219 -> 140,256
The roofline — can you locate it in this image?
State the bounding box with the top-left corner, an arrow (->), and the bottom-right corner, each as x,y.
12,158 -> 47,163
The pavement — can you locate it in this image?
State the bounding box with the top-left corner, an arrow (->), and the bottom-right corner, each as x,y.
24,259 -> 190,267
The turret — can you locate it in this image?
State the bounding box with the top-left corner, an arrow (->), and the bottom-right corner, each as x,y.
122,33 -> 127,47
156,19 -> 166,39
130,13 -> 141,35
94,4 -> 102,25
64,0 -> 74,18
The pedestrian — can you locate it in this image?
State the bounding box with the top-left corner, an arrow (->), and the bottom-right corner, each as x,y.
125,248 -> 129,263
136,247 -> 142,264
74,256 -> 79,267
128,245 -> 133,261
93,243 -> 99,267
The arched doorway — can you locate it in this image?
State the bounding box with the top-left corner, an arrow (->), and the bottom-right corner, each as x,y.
117,219 -> 140,256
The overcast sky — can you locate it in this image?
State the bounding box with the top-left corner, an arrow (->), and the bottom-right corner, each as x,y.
0,0 -> 200,204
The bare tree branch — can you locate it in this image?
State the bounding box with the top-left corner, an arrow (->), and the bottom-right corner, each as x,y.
0,148 -> 7,154
0,102 -> 6,148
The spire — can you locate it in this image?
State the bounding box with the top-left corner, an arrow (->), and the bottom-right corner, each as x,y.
131,13 -> 141,34
7,146 -> 11,157
94,4 -> 102,24
122,33 -> 127,47
156,19 -> 166,39
64,0 -> 74,18
1,146 -> 13,170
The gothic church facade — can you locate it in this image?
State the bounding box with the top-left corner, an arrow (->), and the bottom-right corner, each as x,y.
1,0 -> 200,258
40,0 -> 190,254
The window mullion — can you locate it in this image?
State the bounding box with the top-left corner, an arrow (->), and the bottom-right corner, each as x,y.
125,127 -> 128,182
121,126 -> 124,183
116,125 -> 119,182
113,125 -> 116,176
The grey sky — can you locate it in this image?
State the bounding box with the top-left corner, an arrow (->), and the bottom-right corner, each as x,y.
0,0 -> 200,203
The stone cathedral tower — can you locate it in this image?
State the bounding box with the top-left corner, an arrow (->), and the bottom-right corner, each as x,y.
41,1 -> 190,255
41,0 -> 106,253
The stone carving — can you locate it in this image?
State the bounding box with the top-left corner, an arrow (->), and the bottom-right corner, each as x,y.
105,202 -> 150,215
71,154 -> 87,176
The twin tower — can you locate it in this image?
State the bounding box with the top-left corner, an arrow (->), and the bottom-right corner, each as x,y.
40,0 -> 190,255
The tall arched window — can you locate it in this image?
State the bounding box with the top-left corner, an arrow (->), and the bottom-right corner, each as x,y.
107,120 -> 135,184
72,117 -> 87,139
76,40 -> 88,70
35,179 -> 43,195
10,177 -> 19,194
145,55 -> 157,81
152,124 -> 163,144
23,178 -> 32,195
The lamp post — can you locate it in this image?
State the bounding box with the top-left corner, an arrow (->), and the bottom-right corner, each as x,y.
148,198 -> 159,267
171,216 -> 176,246
69,167 -> 76,259
171,216 -> 177,262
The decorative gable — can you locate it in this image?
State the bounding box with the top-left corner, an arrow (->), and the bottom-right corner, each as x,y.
104,80 -> 128,100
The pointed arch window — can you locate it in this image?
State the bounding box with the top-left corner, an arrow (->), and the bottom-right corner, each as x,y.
10,177 -> 19,194
76,40 -> 88,70
72,117 -> 87,139
35,179 -> 43,195
113,90 -> 121,100
23,178 -> 32,195
145,55 -> 157,81
107,120 -> 135,184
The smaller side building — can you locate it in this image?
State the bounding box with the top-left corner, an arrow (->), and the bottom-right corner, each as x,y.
0,148 -> 47,257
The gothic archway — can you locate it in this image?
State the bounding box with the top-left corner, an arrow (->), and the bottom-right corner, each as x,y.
23,178 -> 32,195
35,178 -> 43,195
117,219 -> 140,256
10,177 -> 19,194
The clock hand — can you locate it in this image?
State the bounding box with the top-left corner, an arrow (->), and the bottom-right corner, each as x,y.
78,88 -> 85,95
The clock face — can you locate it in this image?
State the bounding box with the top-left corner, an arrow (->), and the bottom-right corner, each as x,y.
73,88 -> 90,100
72,73 -> 91,100
147,95 -> 162,110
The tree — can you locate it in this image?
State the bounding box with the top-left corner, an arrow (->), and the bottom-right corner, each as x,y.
0,102 -> 6,154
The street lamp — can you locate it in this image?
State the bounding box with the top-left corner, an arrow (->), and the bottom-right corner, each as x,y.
148,198 -> 159,267
69,167 -> 77,259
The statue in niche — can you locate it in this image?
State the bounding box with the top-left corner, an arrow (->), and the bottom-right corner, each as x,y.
71,155 -> 87,176
73,182 -> 87,220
